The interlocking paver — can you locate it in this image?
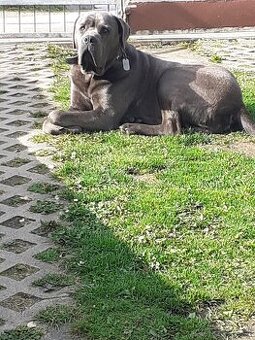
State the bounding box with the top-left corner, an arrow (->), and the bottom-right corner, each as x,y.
0,44 -> 72,334
196,39 -> 255,73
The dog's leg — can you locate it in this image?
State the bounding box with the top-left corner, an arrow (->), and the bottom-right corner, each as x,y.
120,110 -> 181,136
45,108 -> 119,133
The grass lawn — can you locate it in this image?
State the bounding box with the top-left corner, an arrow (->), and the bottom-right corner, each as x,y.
34,44 -> 255,339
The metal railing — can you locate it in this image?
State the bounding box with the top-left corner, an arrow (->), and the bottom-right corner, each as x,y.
0,0 -> 121,39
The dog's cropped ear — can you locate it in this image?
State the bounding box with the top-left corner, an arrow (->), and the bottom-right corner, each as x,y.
72,16 -> 79,49
115,16 -> 130,51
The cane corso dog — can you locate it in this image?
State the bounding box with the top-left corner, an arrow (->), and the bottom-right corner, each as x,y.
43,12 -> 255,136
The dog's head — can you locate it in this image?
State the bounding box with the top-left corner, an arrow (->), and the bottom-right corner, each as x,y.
72,12 -> 130,76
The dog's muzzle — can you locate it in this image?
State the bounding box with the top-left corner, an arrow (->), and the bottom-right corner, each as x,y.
79,35 -> 103,75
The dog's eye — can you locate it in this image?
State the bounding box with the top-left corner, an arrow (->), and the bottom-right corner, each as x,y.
80,25 -> 85,31
100,26 -> 109,34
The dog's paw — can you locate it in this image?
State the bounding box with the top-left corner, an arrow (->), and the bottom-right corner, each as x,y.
119,123 -> 136,135
43,118 -> 82,135
48,110 -> 65,125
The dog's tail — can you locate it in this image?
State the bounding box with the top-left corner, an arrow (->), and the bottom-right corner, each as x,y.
239,106 -> 255,135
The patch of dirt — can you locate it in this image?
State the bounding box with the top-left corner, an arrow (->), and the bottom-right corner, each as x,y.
134,173 -> 158,183
42,324 -> 83,340
237,320 -> 255,340
203,142 -> 255,158
228,142 -> 255,157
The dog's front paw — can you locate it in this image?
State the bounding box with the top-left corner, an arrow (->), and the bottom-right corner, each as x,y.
119,123 -> 136,135
43,117 -> 82,135
48,110 -> 65,125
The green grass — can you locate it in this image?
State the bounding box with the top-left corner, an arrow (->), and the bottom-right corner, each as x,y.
39,44 -> 255,339
28,182 -> 59,194
0,326 -> 43,340
30,200 -> 63,214
33,273 -> 75,287
34,248 -> 60,263
47,45 -> 73,110
233,71 -> 255,118
210,54 -> 222,63
36,305 -> 81,327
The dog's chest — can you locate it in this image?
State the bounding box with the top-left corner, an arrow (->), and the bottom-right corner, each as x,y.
83,77 -> 110,109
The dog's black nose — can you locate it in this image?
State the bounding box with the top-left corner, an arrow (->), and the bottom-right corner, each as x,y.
84,35 -> 96,44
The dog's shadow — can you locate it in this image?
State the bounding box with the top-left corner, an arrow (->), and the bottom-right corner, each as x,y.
56,198 -> 226,339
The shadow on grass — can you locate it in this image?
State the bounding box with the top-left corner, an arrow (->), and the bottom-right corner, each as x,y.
50,197 -> 221,340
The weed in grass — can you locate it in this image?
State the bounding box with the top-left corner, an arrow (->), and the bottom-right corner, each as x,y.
30,200 -> 63,214
32,133 -> 53,144
210,54 -> 223,63
30,111 -> 48,118
0,326 -> 43,340
33,149 -> 54,157
28,182 -> 59,194
178,132 -> 212,146
36,305 -> 80,326
34,248 -> 60,263
33,273 -> 75,288
32,220 -> 62,237
32,121 -> 43,129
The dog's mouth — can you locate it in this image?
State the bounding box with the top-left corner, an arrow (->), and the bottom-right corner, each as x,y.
80,49 -> 103,75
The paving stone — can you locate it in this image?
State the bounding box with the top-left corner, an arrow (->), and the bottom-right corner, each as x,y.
28,164 -> 50,174
0,175 -> 31,186
2,239 -> 36,254
0,292 -> 41,312
1,157 -> 31,167
0,264 -> 40,281
1,216 -> 35,229
6,120 -> 30,127
3,144 -> 27,152
6,131 -> 28,138
1,195 -> 32,207
0,44 -> 72,334
8,109 -> 29,115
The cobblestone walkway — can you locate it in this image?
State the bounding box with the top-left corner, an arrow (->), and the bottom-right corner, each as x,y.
0,45 -> 72,334
197,39 -> 255,73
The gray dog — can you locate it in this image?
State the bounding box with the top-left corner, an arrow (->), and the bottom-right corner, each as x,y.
43,12 -> 255,135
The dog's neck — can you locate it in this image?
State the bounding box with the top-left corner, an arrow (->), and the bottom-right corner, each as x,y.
67,45 -> 131,79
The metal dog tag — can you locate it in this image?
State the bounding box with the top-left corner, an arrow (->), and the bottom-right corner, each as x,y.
122,58 -> 130,71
